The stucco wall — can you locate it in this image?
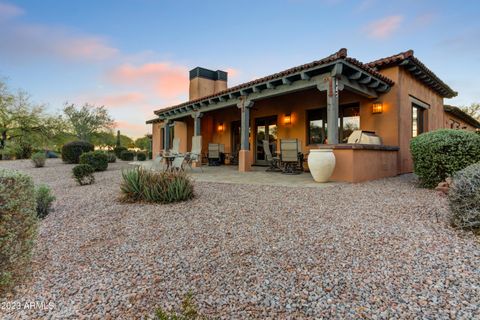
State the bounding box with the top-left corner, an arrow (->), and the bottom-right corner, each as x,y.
151,122 -> 163,157
444,112 -> 478,131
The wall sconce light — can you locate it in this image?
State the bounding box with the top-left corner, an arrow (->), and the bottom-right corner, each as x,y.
372,102 -> 383,114
284,113 -> 292,125
217,123 -> 224,132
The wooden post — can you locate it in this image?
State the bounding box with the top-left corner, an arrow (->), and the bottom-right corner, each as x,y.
164,121 -> 170,150
191,111 -> 203,136
237,97 -> 254,172
326,76 -> 339,144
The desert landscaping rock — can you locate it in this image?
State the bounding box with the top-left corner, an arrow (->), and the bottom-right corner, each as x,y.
0,159 -> 479,319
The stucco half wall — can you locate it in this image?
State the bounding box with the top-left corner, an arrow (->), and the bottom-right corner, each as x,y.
316,144 -> 399,183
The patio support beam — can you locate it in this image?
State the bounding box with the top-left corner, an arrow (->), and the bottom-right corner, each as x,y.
237,97 -> 254,172
326,76 -> 339,144
164,121 -> 171,151
191,111 -> 203,136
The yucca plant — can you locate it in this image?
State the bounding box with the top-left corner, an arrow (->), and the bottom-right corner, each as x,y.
120,167 -> 194,204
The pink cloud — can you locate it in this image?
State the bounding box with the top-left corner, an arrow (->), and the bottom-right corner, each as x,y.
365,15 -> 403,39
0,2 -> 23,20
91,92 -> 145,108
226,67 -> 239,78
115,120 -> 147,136
107,62 -> 189,99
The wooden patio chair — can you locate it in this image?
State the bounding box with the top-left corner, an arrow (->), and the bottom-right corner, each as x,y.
169,138 -> 181,155
262,140 -> 281,172
280,139 -> 302,174
208,143 -> 221,166
170,155 -> 185,171
185,136 -> 203,172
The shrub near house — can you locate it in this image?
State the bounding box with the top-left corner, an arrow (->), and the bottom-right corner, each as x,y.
79,151 -> 109,171
0,169 -> 38,295
410,129 -> 480,188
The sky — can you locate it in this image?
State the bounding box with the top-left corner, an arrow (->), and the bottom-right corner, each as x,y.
0,0 -> 479,138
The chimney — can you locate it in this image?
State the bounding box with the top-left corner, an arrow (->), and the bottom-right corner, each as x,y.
189,67 -> 228,101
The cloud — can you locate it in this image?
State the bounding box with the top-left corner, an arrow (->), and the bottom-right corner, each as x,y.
106,62 -> 189,99
0,5 -> 118,62
0,2 -> 23,20
365,15 -> 403,39
88,92 -> 145,108
114,120 -> 147,136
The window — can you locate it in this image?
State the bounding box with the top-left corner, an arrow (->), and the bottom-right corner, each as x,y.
307,103 -> 360,144
412,104 -> 425,137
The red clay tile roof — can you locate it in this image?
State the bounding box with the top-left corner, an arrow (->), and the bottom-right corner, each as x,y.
367,50 -> 457,98
154,48 -> 394,115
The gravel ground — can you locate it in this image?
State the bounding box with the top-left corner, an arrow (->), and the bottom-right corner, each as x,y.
0,159 -> 479,319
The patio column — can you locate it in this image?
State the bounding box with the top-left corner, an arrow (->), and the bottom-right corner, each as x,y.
191,111 -> 203,136
237,97 -> 254,172
164,121 -> 171,151
326,76 -> 339,144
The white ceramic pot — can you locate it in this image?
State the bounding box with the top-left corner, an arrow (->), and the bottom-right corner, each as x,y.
308,149 -> 335,182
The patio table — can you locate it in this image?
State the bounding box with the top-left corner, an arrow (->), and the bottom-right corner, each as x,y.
163,155 -> 177,170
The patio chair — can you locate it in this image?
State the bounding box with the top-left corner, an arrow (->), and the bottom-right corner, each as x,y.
185,136 -> 203,172
169,138 -> 181,155
262,140 -> 281,172
208,143 -> 221,166
280,139 -> 302,174
151,155 -> 164,171
170,155 -> 185,171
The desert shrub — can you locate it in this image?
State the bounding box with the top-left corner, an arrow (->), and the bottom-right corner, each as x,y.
13,141 -> 33,159
120,167 -> 194,204
35,184 -> 55,219
61,141 -> 94,164
0,169 -> 38,295
154,292 -> 208,320
410,129 -> 480,188
120,150 -> 135,161
31,152 -> 46,168
72,164 -> 95,186
79,150 -> 109,171
107,152 -> 116,163
448,162 -> 480,230
114,146 -> 127,158
137,152 -> 147,161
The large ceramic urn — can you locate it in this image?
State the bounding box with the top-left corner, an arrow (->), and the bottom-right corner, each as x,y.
307,149 -> 335,182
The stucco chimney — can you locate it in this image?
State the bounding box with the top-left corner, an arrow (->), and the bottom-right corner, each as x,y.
189,67 -> 227,101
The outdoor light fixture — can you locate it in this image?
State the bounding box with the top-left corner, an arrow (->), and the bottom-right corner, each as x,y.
217,123 -> 224,132
372,102 -> 383,114
284,113 -> 292,125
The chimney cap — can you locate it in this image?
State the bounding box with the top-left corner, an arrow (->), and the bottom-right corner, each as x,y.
189,67 -> 227,81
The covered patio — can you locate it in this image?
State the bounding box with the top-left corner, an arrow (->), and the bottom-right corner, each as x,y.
150,49 -> 399,182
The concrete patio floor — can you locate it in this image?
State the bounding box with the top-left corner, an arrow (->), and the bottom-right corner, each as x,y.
136,161 -> 342,188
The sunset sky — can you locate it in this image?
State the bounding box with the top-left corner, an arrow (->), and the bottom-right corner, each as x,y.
1,0 -> 479,138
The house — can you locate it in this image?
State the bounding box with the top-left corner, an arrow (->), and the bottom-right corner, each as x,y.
146,48 -> 479,182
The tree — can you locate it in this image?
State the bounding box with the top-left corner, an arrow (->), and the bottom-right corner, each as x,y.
135,136 -> 151,151
0,81 -> 63,158
119,134 -> 135,148
63,103 -> 114,142
461,103 -> 480,121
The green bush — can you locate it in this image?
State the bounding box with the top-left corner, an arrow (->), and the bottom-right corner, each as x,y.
0,169 -> 38,295
120,150 -> 135,161
154,292 -> 208,320
35,185 -> 55,219
120,167 -> 194,204
79,150 -> 109,171
107,152 -> 116,163
114,146 -> 127,158
137,152 -> 147,161
31,151 -> 46,168
448,162 -> 480,230
72,164 -> 95,186
410,129 -> 480,188
61,141 -> 94,164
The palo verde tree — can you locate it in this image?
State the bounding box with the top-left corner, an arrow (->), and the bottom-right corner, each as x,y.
63,103 -> 115,142
0,81 -> 63,159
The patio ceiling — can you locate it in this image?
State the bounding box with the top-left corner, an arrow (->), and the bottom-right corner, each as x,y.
153,49 -> 394,121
